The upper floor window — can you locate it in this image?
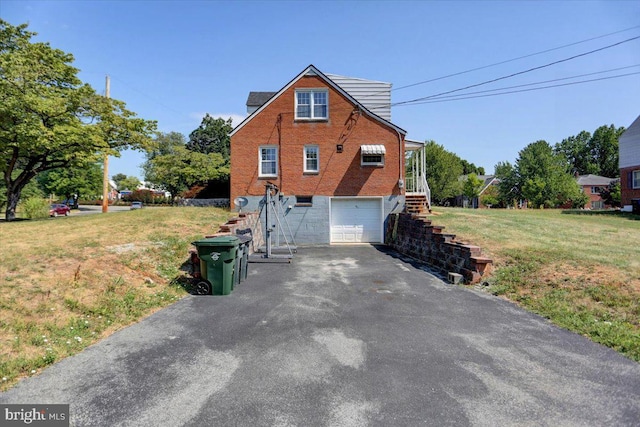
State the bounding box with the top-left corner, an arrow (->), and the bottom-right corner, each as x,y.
304,145 -> 319,173
591,186 -> 603,194
259,146 -> 278,177
295,89 -> 328,120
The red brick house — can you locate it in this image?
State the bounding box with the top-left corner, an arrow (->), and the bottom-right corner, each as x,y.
576,174 -> 616,210
230,65 -> 430,244
620,114 -> 640,211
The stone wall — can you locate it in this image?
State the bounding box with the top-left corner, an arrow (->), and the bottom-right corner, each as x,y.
385,213 -> 492,284
181,198 -> 230,208
205,212 -> 265,255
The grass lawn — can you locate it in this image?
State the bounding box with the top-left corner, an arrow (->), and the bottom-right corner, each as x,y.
0,207 -> 230,390
432,207 -> 640,362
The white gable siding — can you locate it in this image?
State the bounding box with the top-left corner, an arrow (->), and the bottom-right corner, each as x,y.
620,115 -> 640,168
325,74 -> 392,121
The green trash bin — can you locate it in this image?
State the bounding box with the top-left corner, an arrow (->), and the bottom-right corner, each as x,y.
192,236 -> 239,295
236,234 -> 252,283
233,241 -> 243,287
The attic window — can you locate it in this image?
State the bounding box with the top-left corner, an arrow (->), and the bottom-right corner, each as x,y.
361,145 -> 386,166
295,89 -> 328,120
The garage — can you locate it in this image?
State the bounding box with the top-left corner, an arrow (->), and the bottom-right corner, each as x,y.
330,197 -> 383,243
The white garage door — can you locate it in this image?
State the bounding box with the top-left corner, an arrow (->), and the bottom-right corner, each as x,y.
330,198 -> 383,243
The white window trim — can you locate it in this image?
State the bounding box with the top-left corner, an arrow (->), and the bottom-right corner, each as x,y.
295,89 -> 329,120
361,153 -> 385,167
303,145 -> 319,173
259,145 -> 278,178
633,170 -> 640,189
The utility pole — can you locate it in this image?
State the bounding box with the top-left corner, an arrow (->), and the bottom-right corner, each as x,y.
102,75 -> 110,213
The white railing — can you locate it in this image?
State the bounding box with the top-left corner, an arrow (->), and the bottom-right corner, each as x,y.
422,175 -> 431,210
405,146 -> 431,209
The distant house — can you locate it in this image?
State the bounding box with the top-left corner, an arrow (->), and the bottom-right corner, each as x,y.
619,115 -> 640,210
576,174 -> 616,210
108,179 -> 119,201
140,182 -> 171,198
454,175 -> 500,208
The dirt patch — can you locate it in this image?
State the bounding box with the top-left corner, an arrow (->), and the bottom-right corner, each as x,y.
0,247 -> 173,360
537,263 -> 640,294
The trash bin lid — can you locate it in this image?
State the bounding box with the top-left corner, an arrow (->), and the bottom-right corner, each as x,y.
236,235 -> 252,244
192,236 -> 240,247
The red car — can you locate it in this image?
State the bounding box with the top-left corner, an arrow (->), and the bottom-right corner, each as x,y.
49,204 -> 71,217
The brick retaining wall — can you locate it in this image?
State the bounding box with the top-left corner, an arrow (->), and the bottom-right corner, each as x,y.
385,213 -> 492,284
181,198 -> 230,207
204,212 -> 265,255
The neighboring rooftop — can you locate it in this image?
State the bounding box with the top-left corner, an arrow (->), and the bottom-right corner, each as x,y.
459,174 -> 500,194
576,174 -> 616,186
246,92 -> 276,114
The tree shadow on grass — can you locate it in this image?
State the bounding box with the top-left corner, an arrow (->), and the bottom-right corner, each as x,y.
561,210 -> 640,221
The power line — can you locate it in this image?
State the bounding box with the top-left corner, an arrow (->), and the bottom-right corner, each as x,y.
390,25 -> 640,93
389,35 -> 640,107
422,64 -> 640,101
393,72 -> 640,105
109,75 -> 185,116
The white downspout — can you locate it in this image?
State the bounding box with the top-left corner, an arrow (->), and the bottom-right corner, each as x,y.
396,129 -> 404,195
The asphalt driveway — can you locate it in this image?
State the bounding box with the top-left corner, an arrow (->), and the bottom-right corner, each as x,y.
2,246 -> 639,426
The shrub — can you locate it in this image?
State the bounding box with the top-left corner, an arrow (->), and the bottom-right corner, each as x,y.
21,197 -> 50,219
121,189 -> 169,205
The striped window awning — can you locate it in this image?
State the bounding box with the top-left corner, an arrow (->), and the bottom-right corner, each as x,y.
361,145 -> 386,155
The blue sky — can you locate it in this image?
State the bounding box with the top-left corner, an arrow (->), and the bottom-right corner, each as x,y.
3,0 -> 639,179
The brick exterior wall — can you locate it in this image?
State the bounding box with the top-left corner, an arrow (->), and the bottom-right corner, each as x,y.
620,166 -> 640,206
385,213 -> 492,284
581,185 -> 609,209
230,75 -> 403,207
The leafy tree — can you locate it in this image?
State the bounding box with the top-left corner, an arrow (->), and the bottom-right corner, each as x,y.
1,173 -> 42,212
554,130 -> 594,175
142,131 -> 186,181
515,140 -> 585,208
462,173 -> 484,208
422,141 -> 463,205
601,180 -> 621,207
480,185 -> 500,207
494,161 -> 519,207
460,159 -> 485,176
111,173 -> 128,189
554,125 -> 624,178
588,125 -> 624,178
117,176 -> 141,191
146,131 -> 186,160
0,20 -> 156,221
144,145 -> 228,203
186,115 -> 233,161
38,161 -> 103,201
